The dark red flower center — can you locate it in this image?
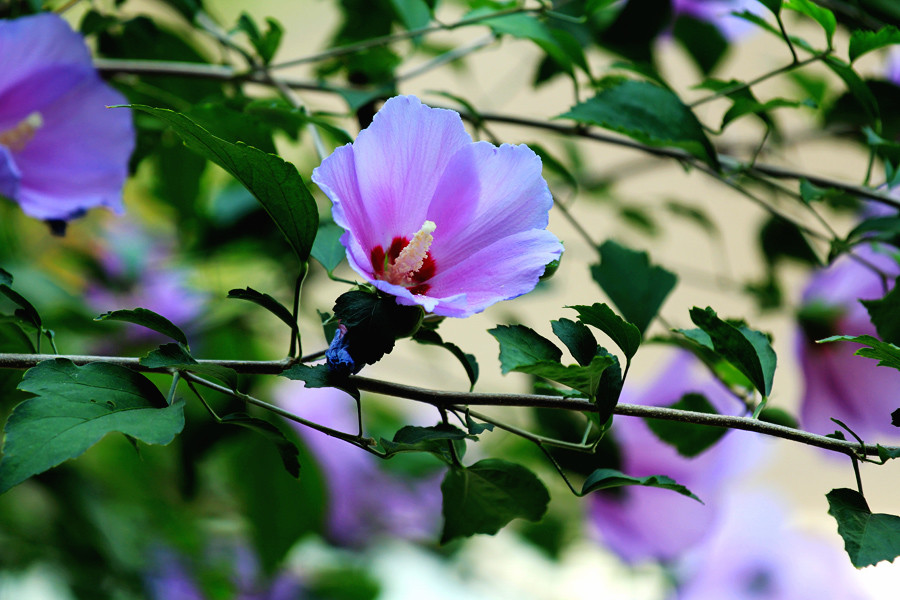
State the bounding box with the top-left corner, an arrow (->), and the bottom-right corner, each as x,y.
371,235 -> 436,295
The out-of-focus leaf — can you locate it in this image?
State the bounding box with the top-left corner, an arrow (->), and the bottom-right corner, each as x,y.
784,0 -> 836,47
645,393 -> 727,457
818,335 -> 900,371
389,0 -> 431,31
220,413 -> 300,478
310,222 -> 347,276
849,26 -> 900,63
861,286 -> 900,345
95,307 -> 188,347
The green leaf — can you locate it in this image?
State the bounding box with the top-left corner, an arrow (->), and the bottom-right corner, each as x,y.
784,0 -> 836,47
0,268 -> 11,286
441,459 -> 550,543
488,325 -> 562,374
645,393 -> 727,457
591,240 -> 677,335
0,283 -> 41,331
877,445 -> 900,461
758,407 -> 799,429
568,303 -> 641,360
95,307 -> 188,347
412,329 -> 479,391
849,26 -> 900,63
861,286 -> 900,345
818,335 -> 900,371
128,105 -> 318,261
826,488 -> 900,567
235,13 -> 284,64
473,10 -> 573,75
139,343 -> 239,390
845,216 -> 900,246
379,424 -> 471,461
279,363 -> 360,401
220,413 -> 300,478
824,57 -> 879,123
673,15 -> 728,75
559,80 -> 719,169
688,307 -> 777,397
516,354 -> 616,399
0,360 -> 184,494
581,468 -> 701,502
310,222 -> 347,276
389,0 -> 431,31
551,318 -> 598,367
758,0 -> 782,15
331,290 -> 423,368
228,287 -> 298,334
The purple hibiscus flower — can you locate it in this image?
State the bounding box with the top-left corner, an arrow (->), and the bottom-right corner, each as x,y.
311,95 -> 563,318
276,381 -> 443,547
796,243 -> 900,439
0,13 -> 134,222
590,352 -> 764,564
673,0 -> 761,39
672,492 -> 869,600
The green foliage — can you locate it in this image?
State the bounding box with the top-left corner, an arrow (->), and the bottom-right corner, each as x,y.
441,459 -> 550,543
95,307 -> 189,347
389,0 -> 432,30
227,287 -> 298,335
235,13 -> 284,64
219,413 -> 301,478
590,240 -> 677,335
551,318 -> 598,367
848,26 -> 900,62
685,307 -> 777,397
0,360 -> 184,494
412,328 -> 479,390
489,324 -> 563,374
280,363 -> 361,400
379,424 -> 472,461
784,0 -> 836,47
861,285 -> 900,345
818,335 -> 900,371
127,105 -> 319,262
646,393 -> 728,457
559,80 -> 719,169
827,488 -> 900,567
673,16 -> 728,75
330,290 -> 423,368
567,303 -> 641,361
311,222 -> 348,277
580,468 -> 701,501
139,343 -> 239,390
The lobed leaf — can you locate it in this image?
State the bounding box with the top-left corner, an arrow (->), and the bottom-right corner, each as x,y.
488,325 -> 562,374
860,286 -> 900,345
817,335 -> 900,371
827,488 -> 900,567
849,26 -> 900,63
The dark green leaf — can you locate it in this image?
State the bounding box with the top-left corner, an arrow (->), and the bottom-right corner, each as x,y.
826,488 -> 900,567
689,307 -> 777,396
877,444 -> 900,461
279,363 -> 360,401
818,335 -> 900,371
0,284 -> 40,330
845,217 -> 900,246
784,0 -> 836,47
465,412 -> 494,435
220,413 -> 300,478
0,360 -> 184,494
128,105 -> 318,261
559,80 -> 719,169
310,222 -> 347,276
673,15 -> 728,75
473,10 -> 573,75
892,408 -> 899,427
760,216 -> 820,266
551,318 -> 598,367
140,343 -> 239,390
721,97 -> 800,129
516,354 -> 615,398
758,0 -> 782,14
824,57 -> 879,123
441,459 -> 550,543
849,26 -> 900,63
488,325 -> 562,374
0,268 -> 11,286
759,407 -> 799,429
645,393 -> 727,457
228,287 -> 297,334
529,143 -> 578,189
331,290 -> 423,368
861,286 -> 900,345
389,0 -> 431,31
568,303 -> 641,360
591,240 -> 677,335
379,424 -> 471,461
95,307 -> 188,347
581,468 -> 701,502
236,13 -> 284,64
412,329 -> 479,390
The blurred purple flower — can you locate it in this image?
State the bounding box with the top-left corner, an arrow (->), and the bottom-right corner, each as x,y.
672,492 -> 869,600
796,243 -> 900,439
276,381 -> 443,547
673,0 -> 761,39
312,95 -> 563,318
590,352 -> 763,564
0,13 -> 134,222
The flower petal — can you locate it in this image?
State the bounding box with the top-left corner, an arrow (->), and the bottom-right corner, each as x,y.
0,146 -> 21,200
12,76 -> 134,220
422,229 -> 563,317
347,95 -> 472,243
426,141 -> 553,271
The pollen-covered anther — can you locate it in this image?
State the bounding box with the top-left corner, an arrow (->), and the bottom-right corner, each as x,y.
386,220 -> 436,285
0,112 -> 43,152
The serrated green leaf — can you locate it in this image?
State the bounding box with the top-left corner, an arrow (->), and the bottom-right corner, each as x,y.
228,287 -> 297,334
568,303 -> 641,360
220,413 -> 300,478
127,105 -> 318,261
817,335 -> 900,371
784,0 -> 835,47
95,307 -> 188,347
559,80 -> 719,169
0,359 -> 184,494
861,286 -> 900,345
310,222 -> 347,276
689,307 -> 777,397
581,468 -> 701,501
645,393 -> 727,457
827,488 -> 900,567
849,26 -> 900,63
551,318 -> 598,367
441,459 -> 550,543
488,325 -> 562,374
591,240 -> 677,335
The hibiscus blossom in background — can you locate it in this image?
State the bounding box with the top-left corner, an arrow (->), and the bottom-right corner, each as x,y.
312,95 -> 563,318
796,243 -> 900,439
673,0 -> 761,39
0,13 -> 134,224
276,382 -> 443,547
672,493 -> 869,600
590,352 -> 763,564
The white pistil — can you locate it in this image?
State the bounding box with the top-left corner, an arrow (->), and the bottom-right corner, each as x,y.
387,220 -> 436,284
0,112 -> 43,152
